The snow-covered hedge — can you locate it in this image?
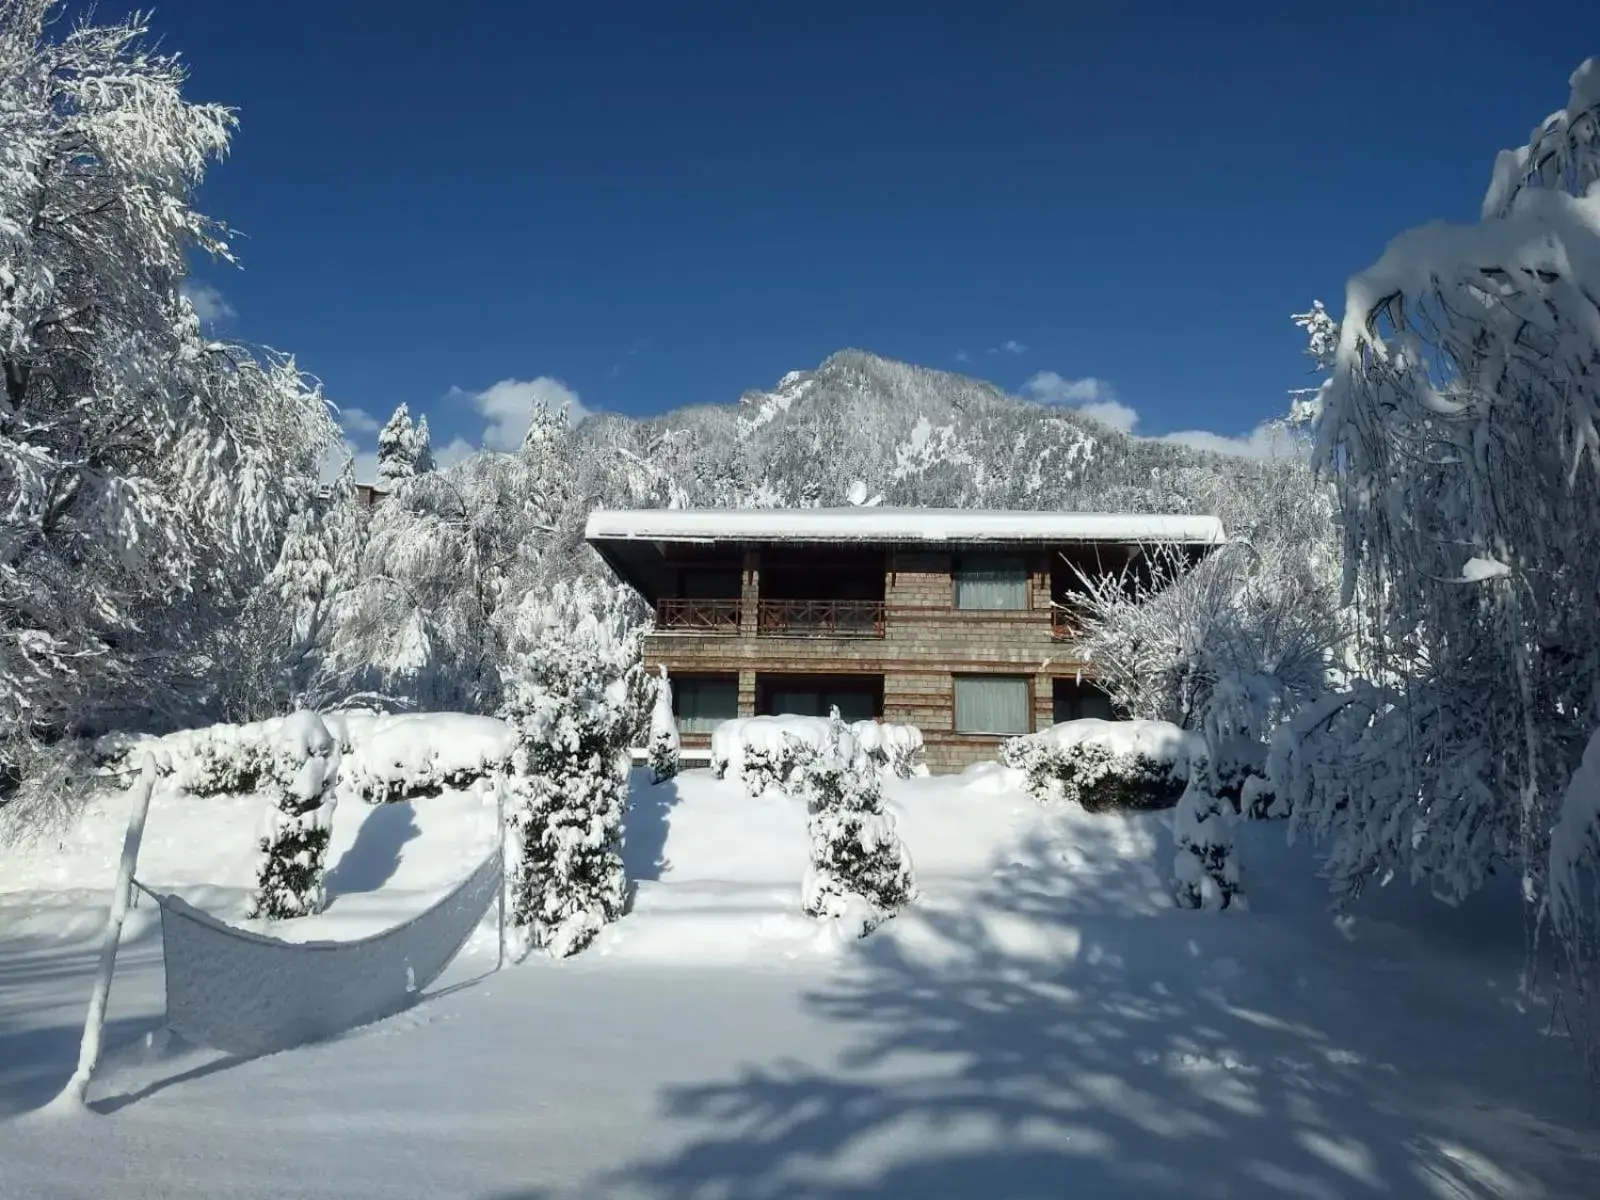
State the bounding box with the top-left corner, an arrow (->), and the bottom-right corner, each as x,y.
330,713 -> 513,804
713,716 -> 926,797
94,711 -> 514,805
1000,719 -> 1200,812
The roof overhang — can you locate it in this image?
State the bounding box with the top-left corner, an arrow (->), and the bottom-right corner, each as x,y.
585,507 -> 1226,604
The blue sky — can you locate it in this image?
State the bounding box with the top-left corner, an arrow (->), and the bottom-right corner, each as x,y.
80,0 -> 1591,469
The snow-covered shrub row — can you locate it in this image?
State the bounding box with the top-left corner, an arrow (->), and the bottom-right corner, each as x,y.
713,716 -> 926,796
329,713 -> 514,804
852,721 -> 928,780
94,712 -> 514,805
786,716 -> 915,938
1000,719 -> 1200,811
248,713 -> 342,920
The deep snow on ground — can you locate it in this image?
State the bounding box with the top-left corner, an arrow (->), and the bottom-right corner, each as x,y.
1,765 -> 1598,1199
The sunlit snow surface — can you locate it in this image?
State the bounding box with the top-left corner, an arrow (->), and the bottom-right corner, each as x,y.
2,766 -> 1597,1198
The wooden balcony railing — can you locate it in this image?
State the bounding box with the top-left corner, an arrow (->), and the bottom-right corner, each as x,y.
654,598 -> 742,634
757,599 -> 886,639
1050,604 -> 1083,640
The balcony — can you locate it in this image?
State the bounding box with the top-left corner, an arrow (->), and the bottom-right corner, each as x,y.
654,598 -> 742,635
651,598 -> 886,638
757,599 -> 885,639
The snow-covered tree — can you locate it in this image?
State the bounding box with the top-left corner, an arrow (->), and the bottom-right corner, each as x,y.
1070,540 -> 1338,793
791,711 -> 914,937
376,403 -> 431,485
248,711 -> 341,920
412,414 -> 436,475
647,665 -> 680,784
0,2 -> 337,750
1277,58 -> 1600,905
1172,775 -> 1241,910
327,451 -> 562,711
498,578 -> 642,959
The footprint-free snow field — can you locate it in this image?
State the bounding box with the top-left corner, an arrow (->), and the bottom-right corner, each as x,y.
2,768 -> 1596,1199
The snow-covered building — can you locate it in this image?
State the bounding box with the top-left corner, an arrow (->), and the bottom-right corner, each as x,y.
586,507 -> 1224,773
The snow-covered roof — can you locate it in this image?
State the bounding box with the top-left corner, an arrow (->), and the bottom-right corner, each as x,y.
584,507 -> 1225,546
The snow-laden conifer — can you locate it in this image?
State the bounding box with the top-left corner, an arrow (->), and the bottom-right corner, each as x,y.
498,579 -> 641,959
647,666 -> 680,785
248,711 -> 341,920
377,403 -> 431,485
1172,774 -> 1241,910
791,711 -> 914,937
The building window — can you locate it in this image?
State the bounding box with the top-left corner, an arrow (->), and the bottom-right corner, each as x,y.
674,675 -> 738,734
759,674 -> 883,723
954,554 -> 1028,610
953,675 -> 1031,735
1052,679 -> 1117,724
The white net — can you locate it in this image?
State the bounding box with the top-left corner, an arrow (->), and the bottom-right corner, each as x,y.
148,849 -> 501,1056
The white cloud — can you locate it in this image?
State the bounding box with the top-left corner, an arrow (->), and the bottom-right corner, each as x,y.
987,339 -> 1027,356
433,436 -> 476,470
1022,372 -> 1115,405
334,405 -> 383,436
954,349 -> 971,363
451,377 -> 591,452
180,280 -> 236,324
1023,369 -> 1294,460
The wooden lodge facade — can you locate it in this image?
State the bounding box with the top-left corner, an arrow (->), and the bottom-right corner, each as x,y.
585,508 -> 1224,774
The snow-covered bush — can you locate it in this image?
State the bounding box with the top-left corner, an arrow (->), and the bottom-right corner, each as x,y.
789,713 -> 914,937
1000,719 -> 1199,811
1280,58 -> 1600,906
714,716 -> 924,794
1172,778 -> 1241,910
248,712 -> 342,920
852,720 -> 927,779
712,716 -> 831,796
499,579 -> 641,960
647,667 -> 681,785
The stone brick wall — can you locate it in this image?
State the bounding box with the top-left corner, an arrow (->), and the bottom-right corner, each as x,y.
644,547 -> 1099,774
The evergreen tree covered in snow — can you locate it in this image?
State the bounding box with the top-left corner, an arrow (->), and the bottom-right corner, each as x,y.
648,666 -> 680,785
0,2 -> 336,751
791,711 -> 914,936
248,711 -> 341,920
412,414 -> 436,475
1172,773 -> 1241,910
1277,58 -> 1600,905
498,579 -> 641,959
376,403 -> 432,485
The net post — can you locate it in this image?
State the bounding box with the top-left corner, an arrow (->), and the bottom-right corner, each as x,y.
46,753 -> 160,1114
496,770 -> 507,973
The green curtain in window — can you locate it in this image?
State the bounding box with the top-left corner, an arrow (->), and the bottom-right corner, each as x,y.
677,678 -> 738,733
954,676 -> 1031,734
955,556 -> 1028,610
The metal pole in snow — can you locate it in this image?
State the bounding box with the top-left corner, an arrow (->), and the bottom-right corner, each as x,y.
496,771 -> 506,973
46,754 -> 159,1114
